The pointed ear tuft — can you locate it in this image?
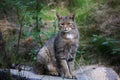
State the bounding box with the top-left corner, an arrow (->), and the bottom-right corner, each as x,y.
70,13 -> 75,20
56,13 -> 62,20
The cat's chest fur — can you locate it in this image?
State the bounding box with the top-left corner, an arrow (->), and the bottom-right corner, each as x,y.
60,31 -> 78,42
66,33 -> 74,39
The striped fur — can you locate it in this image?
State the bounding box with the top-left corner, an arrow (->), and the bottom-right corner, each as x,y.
37,14 -> 79,79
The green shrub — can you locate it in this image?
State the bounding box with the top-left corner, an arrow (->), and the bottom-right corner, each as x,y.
92,35 -> 113,55
91,34 -> 120,56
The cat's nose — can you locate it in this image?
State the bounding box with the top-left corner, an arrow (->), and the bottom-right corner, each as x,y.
64,29 -> 67,31
65,28 -> 69,31
63,28 -> 67,31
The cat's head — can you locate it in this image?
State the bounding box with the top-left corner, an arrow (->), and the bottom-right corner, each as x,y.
56,13 -> 76,33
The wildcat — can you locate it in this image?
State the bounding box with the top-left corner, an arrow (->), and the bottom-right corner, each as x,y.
36,13 -> 79,79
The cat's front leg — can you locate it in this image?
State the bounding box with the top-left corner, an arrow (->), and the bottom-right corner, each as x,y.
68,60 -> 76,79
47,63 -> 59,76
58,59 -> 72,79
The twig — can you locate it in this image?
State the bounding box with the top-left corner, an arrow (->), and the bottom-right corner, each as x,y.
15,8 -> 26,55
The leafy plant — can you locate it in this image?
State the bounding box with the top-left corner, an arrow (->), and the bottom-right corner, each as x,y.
28,50 -> 38,62
92,35 -> 113,55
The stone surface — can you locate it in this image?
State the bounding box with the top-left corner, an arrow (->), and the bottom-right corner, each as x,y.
10,69 -> 74,80
10,65 -> 120,80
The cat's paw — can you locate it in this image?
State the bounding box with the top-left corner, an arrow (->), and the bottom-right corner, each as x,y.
72,75 -> 77,79
64,73 -> 73,79
49,71 -> 59,76
71,73 -> 77,79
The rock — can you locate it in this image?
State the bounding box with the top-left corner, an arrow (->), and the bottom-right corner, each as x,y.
76,65 -> 120,80
10,69 -> 74,80
9,65 -> 119,80
0,69 -> 13,80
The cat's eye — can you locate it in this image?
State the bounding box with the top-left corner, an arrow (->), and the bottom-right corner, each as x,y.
68,23 -> 71,25
61,23 -> 64,25
68,23 -> 72,25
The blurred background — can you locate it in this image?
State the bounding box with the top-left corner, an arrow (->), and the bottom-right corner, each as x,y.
0,0 -> 120,76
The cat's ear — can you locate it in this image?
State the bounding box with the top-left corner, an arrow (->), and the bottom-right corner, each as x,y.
56,13 -> 62,20
70,13 -> 75,21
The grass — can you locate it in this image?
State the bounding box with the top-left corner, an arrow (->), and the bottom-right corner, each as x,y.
40,7 -> 69,21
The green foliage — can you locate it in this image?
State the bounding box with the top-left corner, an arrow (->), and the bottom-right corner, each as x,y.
74,1 -> 96,26
92,35 -> 113,55
107,0 -> 120,8
75,9 -> 95,26
108,39 -> 120,55
28,50 -> 38,62
32,30 -> 41,43
91,34 -> 120,55
0,33 -> 15,68
76,50 -> 85,61
0,0 -> 14,10
69,0 -> 94,10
